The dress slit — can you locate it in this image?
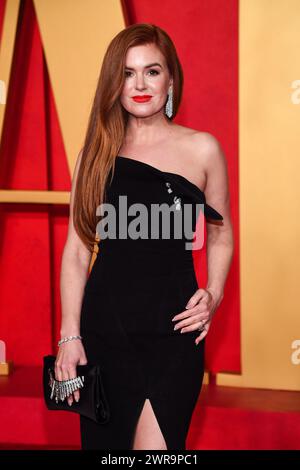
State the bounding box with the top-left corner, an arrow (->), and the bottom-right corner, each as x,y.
130,397 -> 168,450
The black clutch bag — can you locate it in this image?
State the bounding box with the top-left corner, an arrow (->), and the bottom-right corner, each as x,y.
43,355 -> 110,424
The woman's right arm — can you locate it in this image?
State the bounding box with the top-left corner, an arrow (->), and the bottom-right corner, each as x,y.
55,149 -> 92,406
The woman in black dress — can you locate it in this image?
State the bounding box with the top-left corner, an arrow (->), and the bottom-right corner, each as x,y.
55,23 -> 233,450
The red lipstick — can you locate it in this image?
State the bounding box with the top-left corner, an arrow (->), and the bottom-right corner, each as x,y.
132,95 -> 152,103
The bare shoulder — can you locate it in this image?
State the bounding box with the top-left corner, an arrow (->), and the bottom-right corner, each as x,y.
179,127 -> 231,224
173,124 -> 222,160
183,128 -> 226,173
186,128 -> 223,161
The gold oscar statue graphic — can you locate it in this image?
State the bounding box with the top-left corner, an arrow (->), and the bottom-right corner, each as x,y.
0,340 -> 13,375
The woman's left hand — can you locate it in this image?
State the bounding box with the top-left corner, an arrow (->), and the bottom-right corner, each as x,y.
171,287 -> 221,345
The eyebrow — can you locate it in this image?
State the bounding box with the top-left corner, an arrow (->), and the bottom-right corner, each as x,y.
124,63 -> 162,70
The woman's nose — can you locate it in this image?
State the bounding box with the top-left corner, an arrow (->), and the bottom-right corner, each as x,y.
135,73 -> 146,90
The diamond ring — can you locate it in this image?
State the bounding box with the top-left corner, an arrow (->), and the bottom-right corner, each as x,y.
197,321 -> 205,332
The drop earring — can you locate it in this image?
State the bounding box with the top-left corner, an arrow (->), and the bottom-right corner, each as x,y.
165,85 -> 173,118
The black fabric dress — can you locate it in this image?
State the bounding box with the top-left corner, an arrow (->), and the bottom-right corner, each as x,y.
79,155 -> 223,450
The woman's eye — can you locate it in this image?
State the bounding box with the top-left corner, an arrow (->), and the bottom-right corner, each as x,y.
124,69 -> 159,78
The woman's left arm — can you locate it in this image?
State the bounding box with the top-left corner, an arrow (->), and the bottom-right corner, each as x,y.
203,133 -> 234,309
171,133 -> 234,344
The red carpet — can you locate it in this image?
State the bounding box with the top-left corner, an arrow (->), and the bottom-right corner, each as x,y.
0,366 -> 299,450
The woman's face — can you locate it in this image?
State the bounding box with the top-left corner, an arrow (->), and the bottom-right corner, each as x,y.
120,43 -> 173,119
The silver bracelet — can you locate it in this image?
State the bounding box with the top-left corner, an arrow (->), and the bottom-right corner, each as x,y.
58,335 -> 82,347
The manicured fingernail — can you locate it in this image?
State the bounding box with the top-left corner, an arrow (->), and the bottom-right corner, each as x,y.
68,400 -> 73,406
174,325 -> 178,330
75,397 -> 79,402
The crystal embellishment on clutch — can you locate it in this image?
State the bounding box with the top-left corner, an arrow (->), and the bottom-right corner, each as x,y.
48,368 -> 85,403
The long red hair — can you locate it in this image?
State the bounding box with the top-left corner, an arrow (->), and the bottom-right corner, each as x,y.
73,23 -> 184,252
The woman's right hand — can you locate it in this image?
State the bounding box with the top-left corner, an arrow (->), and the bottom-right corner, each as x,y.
54,339 -> 88,406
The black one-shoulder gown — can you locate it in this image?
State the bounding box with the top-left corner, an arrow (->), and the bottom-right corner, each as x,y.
79,155 -> 223,450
